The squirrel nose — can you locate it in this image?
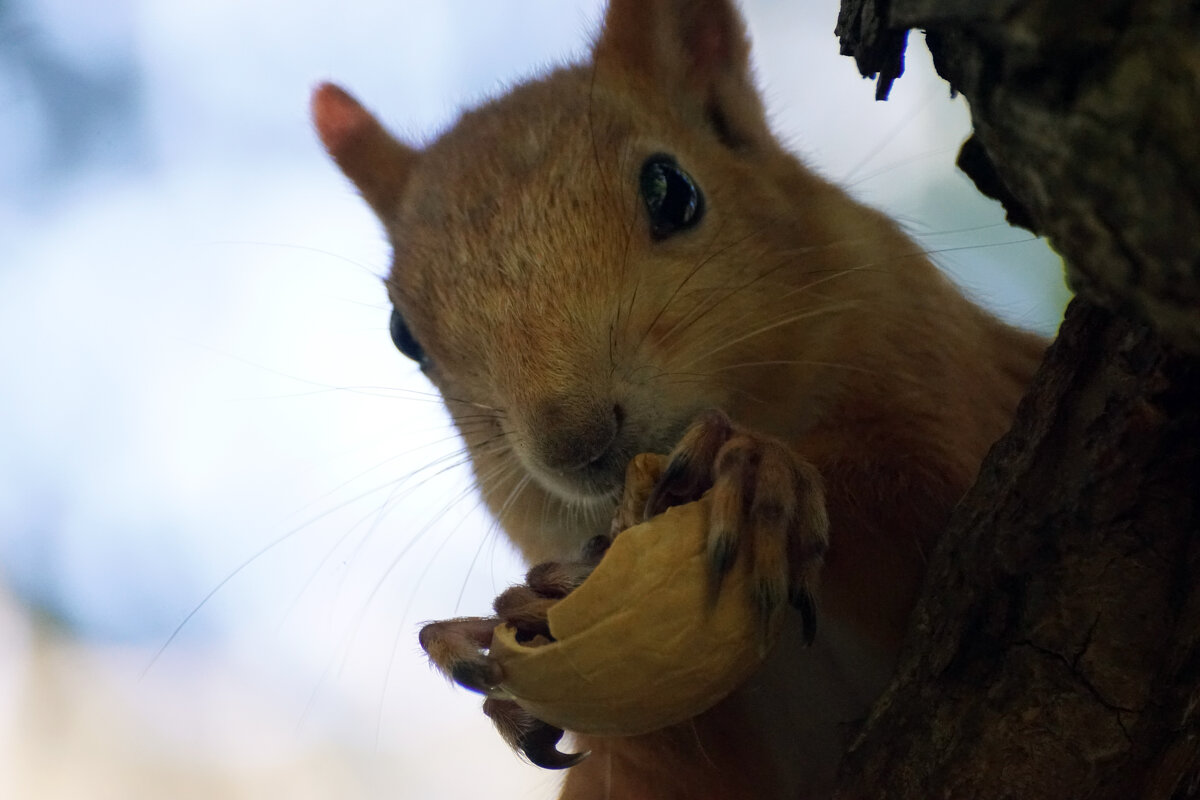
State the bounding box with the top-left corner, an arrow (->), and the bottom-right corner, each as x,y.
532,399 -> 624,472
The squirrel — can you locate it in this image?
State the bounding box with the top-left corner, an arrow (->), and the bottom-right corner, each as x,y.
311,0 -> 1046,797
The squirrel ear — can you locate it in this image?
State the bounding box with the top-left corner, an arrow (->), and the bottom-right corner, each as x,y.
311,83 -> 417,222
593,0 -> 768,149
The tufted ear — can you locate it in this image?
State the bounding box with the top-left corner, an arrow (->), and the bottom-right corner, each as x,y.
311,82 -> 418,223
592,0 -> 768,149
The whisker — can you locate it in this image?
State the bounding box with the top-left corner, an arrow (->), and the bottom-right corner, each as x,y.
455,481 -> 529,615
375,486 -> 495,746
284,429 -> 485,524
645,231 -> 833,357
630,217 -> 731,360
843,144 -> 961,190
324,470 -> 492,685
285,430 -> 514,664
676,303 -> 859,371
308,474 -> 487,735
709,359 -> 883,377
140,454 -> 480,679
651,373 -> 770,406
201,239 -> 385,280
839,86 -> 938,185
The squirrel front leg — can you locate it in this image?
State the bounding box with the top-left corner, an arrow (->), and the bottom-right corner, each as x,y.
424,412 -> 832,795
648,410 -> 830,645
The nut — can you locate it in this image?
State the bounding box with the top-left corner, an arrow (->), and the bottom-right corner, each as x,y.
489,493 -> 780,736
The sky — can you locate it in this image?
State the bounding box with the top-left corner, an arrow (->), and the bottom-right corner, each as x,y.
0,0 -> 1067,797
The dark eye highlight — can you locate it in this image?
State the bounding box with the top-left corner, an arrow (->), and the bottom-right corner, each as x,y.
639,154 -> 704,240
390,307 -> 428,368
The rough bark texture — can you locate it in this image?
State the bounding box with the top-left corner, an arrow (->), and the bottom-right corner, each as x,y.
837,299 -> 1200,798
837,0 -> 1200,354
832,1 -> 1200,797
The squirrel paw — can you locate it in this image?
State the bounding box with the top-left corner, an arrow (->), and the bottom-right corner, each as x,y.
417,541 -> 608,769
646,409 -> 829,645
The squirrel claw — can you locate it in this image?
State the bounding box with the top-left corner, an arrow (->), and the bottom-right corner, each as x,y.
519,722 -> 588,770
792,589 -> 818,647
484,697 -> 588,770
654,410 -> 830,643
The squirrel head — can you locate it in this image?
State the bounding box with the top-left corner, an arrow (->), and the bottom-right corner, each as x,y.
312,0 -> 892,561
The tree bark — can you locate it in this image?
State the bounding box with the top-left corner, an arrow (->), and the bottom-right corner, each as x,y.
832,1 -> 1200,797
838,299 -> 1200,798
837,0 -> 1200,354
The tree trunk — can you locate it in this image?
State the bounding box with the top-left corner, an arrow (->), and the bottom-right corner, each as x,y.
837,0 -> 1200,353
832,1 -> 1200,797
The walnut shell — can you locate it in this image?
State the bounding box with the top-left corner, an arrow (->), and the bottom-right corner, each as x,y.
489,495 -> 779,736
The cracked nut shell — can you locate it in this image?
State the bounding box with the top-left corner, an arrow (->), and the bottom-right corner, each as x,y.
488,495 -> 780,737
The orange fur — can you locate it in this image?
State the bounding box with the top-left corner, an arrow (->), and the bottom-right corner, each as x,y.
313,0 -> 1046,797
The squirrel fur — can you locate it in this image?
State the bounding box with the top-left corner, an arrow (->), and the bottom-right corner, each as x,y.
312,1 -> 1046,797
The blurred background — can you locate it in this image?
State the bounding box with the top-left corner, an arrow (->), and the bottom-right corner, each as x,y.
0,0 -> 1067,797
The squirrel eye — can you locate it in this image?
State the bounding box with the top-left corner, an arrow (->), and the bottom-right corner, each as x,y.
639,155 -> 704,240
390,307 -> 428,368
